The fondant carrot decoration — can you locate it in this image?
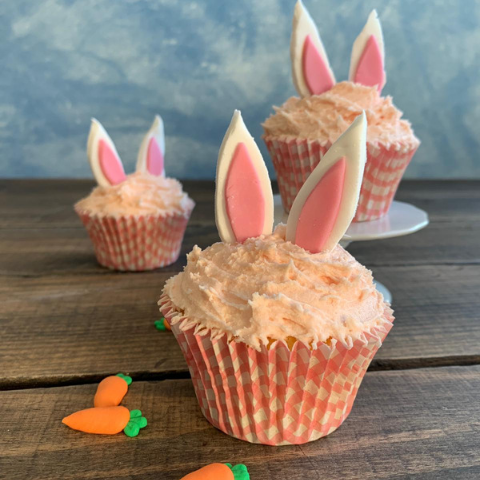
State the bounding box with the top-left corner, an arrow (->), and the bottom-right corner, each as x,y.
94,373 -> 132,407
180,463 -> 249,480
154,317 -> 171,331
62,407 -> 147,437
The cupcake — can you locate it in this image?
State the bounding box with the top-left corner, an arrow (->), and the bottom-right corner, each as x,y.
160,110 -> 393,445
75,116 -> 195,271
263,1 -> 420,221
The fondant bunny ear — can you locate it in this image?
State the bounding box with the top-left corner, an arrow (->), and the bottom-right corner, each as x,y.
286,112 -> 367,253
87,119 -> 126,187
136,115 -> 165,176
349,10 -> 386,93
215,110 -> 273,243
291,0 -> 336,97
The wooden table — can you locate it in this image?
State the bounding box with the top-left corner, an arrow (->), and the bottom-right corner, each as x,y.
1,179 -> 479,480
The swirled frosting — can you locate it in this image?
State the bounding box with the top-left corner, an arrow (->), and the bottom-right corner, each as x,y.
75,172 -> 195,217
263,81 -> 419,151
163,224 -> 393,350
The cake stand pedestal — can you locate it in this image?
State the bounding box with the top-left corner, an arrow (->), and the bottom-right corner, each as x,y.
274,195 -> 429,303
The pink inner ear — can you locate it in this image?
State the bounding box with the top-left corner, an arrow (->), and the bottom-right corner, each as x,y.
302,34 -> 335,96
147,137 -> 164,176
98,139 -> 126,185
294,157 -> 346,253
354,35 -> 385,93
225,142 -> 266,243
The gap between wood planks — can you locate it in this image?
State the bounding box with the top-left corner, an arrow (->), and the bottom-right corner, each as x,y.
2,354 -> 480,392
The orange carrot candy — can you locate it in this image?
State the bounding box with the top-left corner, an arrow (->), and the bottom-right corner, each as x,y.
180,463 -> 249,480
94,373 -> 132,407
154,317 -> 171,331
62,407 -> 147,437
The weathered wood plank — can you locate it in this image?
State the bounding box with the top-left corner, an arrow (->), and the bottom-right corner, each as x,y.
1,181 -> 480,277
349,221 -> 480,266
1,366 -> 480,479
0,179 -> 216,228
0,225 -> 218,277
1,179 -> 480,382
1,217 -> 478,280
2,180 -> 479,228
1,265 -> 479,387
1,179 -> 479,478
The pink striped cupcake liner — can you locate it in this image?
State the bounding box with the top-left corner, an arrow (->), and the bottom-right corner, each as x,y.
264,135 -> 418,222
160,293 -> 393,446
76,207 -> 193,271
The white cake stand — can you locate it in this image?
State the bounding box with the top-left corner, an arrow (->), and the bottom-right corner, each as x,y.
273,195 -> 429,304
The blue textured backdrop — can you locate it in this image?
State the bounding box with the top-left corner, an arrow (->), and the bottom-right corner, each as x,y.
0,0 -> 478,179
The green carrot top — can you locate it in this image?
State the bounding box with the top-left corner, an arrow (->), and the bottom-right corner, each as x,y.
226,463 -> 250,480
116,373 -> 132,385
124,410 -> 148,438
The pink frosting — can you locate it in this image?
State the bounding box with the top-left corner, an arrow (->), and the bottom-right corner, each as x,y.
163,224 -> 393,350
75,171 -> 194,218
263,81 -> 420,152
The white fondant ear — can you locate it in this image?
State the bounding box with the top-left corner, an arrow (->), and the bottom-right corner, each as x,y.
286,112 -> 367,253
349,10 -> 386,92
215,110 -> 273,243
291,0 -> 335,97
87,119 -> 126,187
136,115 -> 165,176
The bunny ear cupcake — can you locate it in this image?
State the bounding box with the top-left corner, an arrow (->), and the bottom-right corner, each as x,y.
160,111 -> 393,446
75,116 -> 195,271
263,1 -> 420,222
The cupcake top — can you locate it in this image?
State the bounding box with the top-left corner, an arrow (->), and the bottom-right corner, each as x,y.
162,110 -> 393,350
272,3 -> 419,152
77,115 -> 194,218
263,81 -> 420,151
75,171 -> 194,218
164,224 -> 392,350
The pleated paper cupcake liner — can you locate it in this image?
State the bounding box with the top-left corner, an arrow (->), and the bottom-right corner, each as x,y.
76,208 -> 193,271
264,135 -> 418,222
160,293 -> 394,446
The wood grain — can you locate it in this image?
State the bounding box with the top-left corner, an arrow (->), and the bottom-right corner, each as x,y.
1,366 -> 480,480
2,180 -> 479,228
1,264 -> 480,387
1,179 -> 480,479
2,180 -> 480,387
1,181 -> 480,278
2,253 -> 480,383
2,219 -> 479,279
0,179 -> 216,228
